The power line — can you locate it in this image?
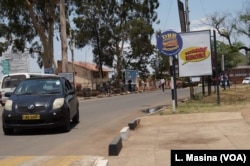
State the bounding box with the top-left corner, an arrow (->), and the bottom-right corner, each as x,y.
199,0 -> 207,16
159,0 -> 174,30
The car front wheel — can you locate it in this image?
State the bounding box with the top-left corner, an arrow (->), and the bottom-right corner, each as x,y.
62,112 -> 71,132
72,108 -> 79,124
3,127 -> 14,135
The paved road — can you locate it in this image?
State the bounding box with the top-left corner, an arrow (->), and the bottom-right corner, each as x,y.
0,88 -> 190,165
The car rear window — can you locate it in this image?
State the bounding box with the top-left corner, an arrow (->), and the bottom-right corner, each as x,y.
1,75 -> 26,88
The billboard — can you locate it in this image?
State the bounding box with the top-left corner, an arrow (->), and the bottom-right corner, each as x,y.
2,53 -> 29,74
44,67 -> 55,74
2,59 -> 10,74
157,30 -> 183,56
125,70 -> 137,84
58,72 -> 74,84
178,30 -> 212,77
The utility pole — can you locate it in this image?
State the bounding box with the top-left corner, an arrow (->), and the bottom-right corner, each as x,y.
184,0 -> 195,99
185,0 -> 190,32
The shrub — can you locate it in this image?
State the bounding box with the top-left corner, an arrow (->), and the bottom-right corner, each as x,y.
75,83 -> 82,91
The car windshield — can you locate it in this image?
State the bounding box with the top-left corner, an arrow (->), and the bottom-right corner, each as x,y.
1,75 -> 26,88
13,78 -> 62,95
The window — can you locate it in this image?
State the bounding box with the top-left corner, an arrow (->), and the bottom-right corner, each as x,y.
2,75 -> 26,88
93,72 -> 100,78
65,79 -> 73,93
93,71 -> 107,78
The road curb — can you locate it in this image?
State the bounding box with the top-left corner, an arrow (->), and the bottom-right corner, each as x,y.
95,157 -> 109,166
128,118 -> 141,130
108,136 -> 123,156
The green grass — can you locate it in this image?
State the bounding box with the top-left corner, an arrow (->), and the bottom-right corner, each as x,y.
156,85 -> 250,115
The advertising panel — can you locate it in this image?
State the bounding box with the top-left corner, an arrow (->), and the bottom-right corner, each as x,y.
178,30 -> 212,77
44,67 -> 55,74
125,70 -> 137,84
157,30 -> 183,56
2,53 -> 29,74
58,72 -> 74,84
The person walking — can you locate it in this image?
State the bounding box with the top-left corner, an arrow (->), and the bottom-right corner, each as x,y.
160,78 -> 165,92
128,79 -> 132,93
141,80 -> 146,92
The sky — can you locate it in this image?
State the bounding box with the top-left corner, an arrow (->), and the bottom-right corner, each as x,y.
53,0 -> 248,67
1,0 -> 249,77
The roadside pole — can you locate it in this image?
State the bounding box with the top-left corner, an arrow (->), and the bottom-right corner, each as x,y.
213,30 -> 220,105
157,30 -> 183,114
169,56 -> 176,113
173,56 -> 178,107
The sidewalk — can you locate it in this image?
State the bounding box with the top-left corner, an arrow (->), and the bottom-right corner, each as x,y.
106,109 -> 250,166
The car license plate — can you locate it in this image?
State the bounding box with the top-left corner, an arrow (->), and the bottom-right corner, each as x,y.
22,114 -> 40,120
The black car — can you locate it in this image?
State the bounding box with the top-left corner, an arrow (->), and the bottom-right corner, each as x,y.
2,76 -> 79,135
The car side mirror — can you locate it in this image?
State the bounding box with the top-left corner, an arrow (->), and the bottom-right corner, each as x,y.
5,92 -> 12,97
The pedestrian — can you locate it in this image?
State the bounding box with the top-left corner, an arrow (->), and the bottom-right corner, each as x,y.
104,82 -> 110,95
226,74 -> 230,88
128,79 -> 132,93
160,78 -> 165,92
142,80 -> 146,92
119,80 -> 125,92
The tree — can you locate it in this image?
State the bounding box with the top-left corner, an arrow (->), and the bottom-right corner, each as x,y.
73,0 -> 113,80
235,0 -> 250,64
216,41 -> 245,69
60,0 -> 69,72
205,12 -> 237,47
205,10 -> 249,66
0,0 -> 63,70
236,0 -> 250,38
150,51 -> 169,80
73,0 -> 159,82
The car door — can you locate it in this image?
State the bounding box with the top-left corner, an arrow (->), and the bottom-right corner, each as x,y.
64,79 -> 77,118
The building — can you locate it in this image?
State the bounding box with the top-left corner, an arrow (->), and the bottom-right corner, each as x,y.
226,66 -> 250,84
57,61 -> 112,90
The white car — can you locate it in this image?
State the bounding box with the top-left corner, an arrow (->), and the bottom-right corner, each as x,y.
242,77 -> 250,84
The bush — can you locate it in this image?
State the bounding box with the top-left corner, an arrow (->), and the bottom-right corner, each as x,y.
90,90 -> 101,96
82,88 -> 91,97
75,83 -> 82,91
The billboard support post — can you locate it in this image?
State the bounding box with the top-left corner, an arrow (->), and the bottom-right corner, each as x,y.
213,30 -> 220,105
169,56 -> 176,113
157,30 -> 183,113
173,55 -> 178,107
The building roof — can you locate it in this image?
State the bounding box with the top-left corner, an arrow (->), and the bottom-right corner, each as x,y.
73,61 -> 112,72
233,66 -> 250,69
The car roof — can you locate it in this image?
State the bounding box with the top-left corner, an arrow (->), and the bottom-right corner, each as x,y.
25,76 -> 60,80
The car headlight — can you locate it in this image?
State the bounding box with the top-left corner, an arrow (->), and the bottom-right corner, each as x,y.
53,98 -> 64,109
5,100 -> 13,111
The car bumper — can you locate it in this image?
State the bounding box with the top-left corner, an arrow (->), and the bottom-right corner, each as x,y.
0,98 -> 6,106
2,108 -> 68,130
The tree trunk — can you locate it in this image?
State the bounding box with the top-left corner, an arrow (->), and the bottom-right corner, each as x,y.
41,21 -> 54,70
116,48 -> 122,81
60,0 -> 68,72
42,45 -> 54,69
25,0 -> 55,70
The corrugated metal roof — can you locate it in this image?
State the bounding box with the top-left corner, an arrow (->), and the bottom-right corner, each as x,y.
73,61 -> 112,72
